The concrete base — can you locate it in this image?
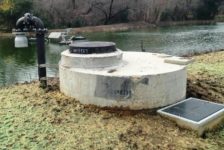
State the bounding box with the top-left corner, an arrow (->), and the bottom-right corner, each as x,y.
60,51 -> 187,110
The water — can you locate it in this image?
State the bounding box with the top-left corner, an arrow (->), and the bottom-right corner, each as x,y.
1,23 -> 224,86
85,23 -> 224,56
0,38 -> 67,86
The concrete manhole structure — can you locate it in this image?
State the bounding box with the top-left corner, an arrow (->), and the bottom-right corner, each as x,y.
59,41 -> 192,110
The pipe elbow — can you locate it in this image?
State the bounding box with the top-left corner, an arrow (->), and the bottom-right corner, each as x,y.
16,17 -> 25,30
32,17 -> 45,29
15,13 -> 46,31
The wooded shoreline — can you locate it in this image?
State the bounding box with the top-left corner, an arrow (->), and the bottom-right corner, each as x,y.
0,20 -> 218,37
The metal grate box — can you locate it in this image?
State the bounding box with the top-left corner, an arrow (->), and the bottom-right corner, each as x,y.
157,97 -> 224,136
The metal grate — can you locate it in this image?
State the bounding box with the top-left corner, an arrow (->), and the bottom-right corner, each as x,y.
158,98 -> 224,123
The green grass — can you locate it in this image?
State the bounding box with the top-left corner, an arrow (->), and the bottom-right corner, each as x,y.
188,62 -> 224,77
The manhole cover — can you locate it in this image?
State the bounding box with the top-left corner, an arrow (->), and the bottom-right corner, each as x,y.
69,41 -> 116,54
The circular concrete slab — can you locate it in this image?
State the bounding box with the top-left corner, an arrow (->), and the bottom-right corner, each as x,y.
60,51 -> 187,110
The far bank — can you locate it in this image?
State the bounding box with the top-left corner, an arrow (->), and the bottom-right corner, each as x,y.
51,20 -> 217,34
0,20 -> 217,37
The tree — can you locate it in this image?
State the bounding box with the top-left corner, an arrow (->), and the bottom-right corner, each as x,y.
0,0 -> 33,30
91,0 -> 129,25
194,0 -> 222,20
0,0 -> 14,11
0,0 -> 14,30
30,0 -> 222,27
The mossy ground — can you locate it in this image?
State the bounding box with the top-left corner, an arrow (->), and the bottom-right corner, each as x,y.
0,52 -> 224,149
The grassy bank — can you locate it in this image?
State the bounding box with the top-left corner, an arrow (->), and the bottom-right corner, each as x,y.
51,22 -> 154,34
0,22 -> 153,37
0,32 -> 13,37
54,20 -> 216,35
187,51 -> 224,103
0,52 -> 224,149
158,20 -> 216,27
216,15 -> 224,22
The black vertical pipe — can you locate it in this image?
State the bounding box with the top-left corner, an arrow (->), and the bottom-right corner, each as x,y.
36,32 -> 47,88
141,40 -> 145,52
15,13 -> 47,88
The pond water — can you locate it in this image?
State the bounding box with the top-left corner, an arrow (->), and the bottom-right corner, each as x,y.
1,23 -> 224,86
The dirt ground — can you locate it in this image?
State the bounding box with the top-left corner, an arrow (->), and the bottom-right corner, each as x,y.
0,52 -> 224,149
187,51 -> 224,103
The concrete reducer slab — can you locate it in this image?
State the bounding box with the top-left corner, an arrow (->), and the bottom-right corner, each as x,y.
59,51 -> 187,110
61,49 -> 123,68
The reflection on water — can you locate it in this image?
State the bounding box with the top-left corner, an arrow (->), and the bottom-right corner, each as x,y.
1,23 -> 224,86
85,23 -> 224,56
0,37 -> 67,86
